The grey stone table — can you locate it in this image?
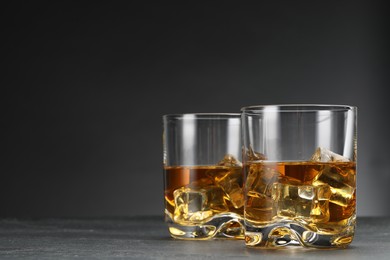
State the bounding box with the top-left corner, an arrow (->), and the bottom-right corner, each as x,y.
0,217 -> 389,259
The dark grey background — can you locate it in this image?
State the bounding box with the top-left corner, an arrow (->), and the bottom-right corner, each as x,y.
2,1 -> 389,217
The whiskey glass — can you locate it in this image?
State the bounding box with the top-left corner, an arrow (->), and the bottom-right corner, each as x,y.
163,114 -> 244,239
241,105 -> 357,248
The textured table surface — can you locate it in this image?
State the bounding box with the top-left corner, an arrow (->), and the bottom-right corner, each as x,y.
0,217 -> 389,259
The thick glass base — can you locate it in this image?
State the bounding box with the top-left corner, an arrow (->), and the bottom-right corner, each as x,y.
165,210 -> 244,240
245,217 -> 355,248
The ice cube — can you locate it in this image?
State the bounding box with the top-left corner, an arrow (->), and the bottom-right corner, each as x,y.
298,186 -> 315,200
217,154 -> 242,167
312,165 -> 355,207
272,183 -> 331,223
246,164 -> 280,198
245,147 -> 267,161
245,193 -> 276,222
212,168 -> 244,209
311,147 -> 350,162
279,175 -> 303,186
173,187 -> 211,224
205,185 -> 230,213
328,192 -> 356,222
173,186 -> 229,224
272,183 -> 309,217
310,185 -> 332,223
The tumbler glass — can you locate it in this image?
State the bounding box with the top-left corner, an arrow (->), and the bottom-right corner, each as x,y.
163,114 -> 244,239
241,105 -> 357,248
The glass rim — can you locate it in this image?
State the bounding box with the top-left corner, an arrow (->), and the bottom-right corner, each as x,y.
163,113 -> 241,120
241,104 -> 357,113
